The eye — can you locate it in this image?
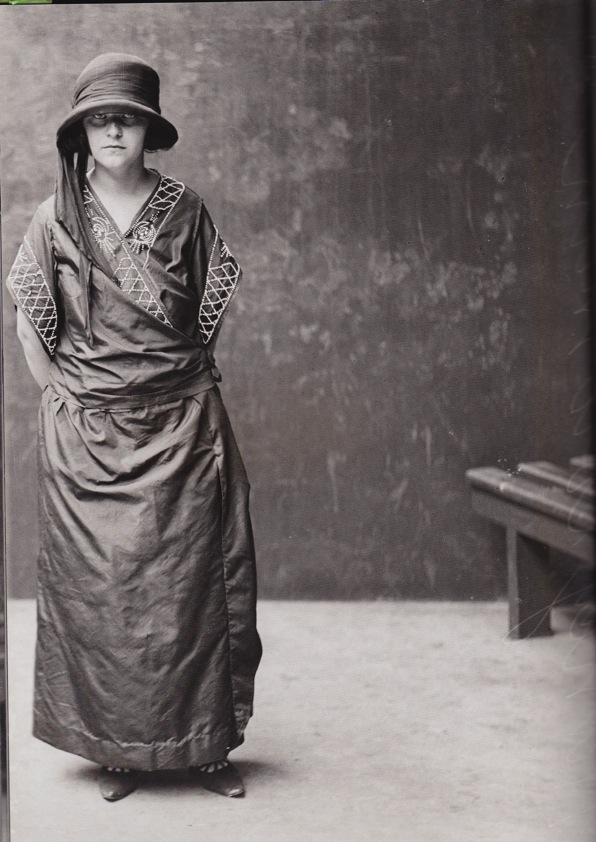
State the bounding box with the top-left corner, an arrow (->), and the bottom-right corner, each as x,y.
121,114 -> 144,125
86,114 -> 108,126
85,113 -> 145,128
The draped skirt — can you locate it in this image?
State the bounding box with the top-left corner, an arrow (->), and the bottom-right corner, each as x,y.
32,383 -> 262,771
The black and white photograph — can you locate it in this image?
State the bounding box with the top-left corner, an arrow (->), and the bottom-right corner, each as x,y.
0,2 -> 594,840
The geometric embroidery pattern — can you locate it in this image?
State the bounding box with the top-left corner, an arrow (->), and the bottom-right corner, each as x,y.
128,175 -> 184,253
7,237 -> 58,354
198,231 -> 240,345
113,254 -> 172,327
144,174 -> 185,216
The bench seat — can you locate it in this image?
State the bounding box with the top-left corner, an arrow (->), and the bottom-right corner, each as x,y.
466,460 -> 594,638
516,461 -> 594,501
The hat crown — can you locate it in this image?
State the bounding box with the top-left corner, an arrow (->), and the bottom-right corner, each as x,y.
57,53 -> 178,151
72,53 -> 161,115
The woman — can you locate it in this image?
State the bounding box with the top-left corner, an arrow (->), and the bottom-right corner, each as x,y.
6,53 -> 262,802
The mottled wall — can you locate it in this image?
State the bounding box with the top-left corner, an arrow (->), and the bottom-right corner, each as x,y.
1,1 -> 591,599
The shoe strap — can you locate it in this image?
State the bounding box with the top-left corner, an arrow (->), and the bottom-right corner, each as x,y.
195,760 -> 229,774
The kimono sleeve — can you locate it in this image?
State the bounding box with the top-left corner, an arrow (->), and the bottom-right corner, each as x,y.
192,203 -> 242,348
5,206 -> 59,357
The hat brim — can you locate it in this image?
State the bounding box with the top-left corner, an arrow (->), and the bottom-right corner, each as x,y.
56,98 -> 178,151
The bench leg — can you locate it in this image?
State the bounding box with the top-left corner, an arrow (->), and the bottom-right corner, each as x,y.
506,529 -> 556,639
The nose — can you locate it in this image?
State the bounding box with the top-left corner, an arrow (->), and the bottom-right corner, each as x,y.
106,119 -> 123,136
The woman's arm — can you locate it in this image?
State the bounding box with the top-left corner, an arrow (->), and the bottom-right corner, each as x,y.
16,308 -> 51,389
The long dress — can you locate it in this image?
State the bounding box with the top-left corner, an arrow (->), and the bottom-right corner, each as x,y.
6,171 -> 262,771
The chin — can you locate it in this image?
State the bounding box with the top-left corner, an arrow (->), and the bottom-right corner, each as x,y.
97,155 -> 132,169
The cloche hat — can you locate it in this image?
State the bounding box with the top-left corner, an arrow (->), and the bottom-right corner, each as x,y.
56,53 -> 179,151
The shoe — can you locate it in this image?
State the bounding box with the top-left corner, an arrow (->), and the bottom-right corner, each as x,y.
98,767 -> 138,802
190,760 -> 245,797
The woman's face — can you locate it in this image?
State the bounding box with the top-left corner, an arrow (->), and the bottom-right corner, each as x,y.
82,111 -> 150,173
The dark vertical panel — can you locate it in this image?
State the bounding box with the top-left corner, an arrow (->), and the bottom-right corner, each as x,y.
0,151 -> 6,832
588,0 -> 596,467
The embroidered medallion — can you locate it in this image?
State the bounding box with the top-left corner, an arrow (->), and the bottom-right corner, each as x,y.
128,219 -> 158,253
90,214 -> 117,256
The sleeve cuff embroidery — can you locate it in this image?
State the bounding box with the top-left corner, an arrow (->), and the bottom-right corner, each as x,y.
198,231 -> 241,345
7,237 -> 58,355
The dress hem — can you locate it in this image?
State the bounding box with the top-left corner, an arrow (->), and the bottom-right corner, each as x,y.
32,714 -> 246,771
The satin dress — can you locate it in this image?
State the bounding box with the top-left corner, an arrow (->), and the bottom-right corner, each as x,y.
6,171 -> 262,770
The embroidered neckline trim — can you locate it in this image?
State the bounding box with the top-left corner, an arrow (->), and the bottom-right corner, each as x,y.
83,173 -> 185,255
82,176 -> 181,328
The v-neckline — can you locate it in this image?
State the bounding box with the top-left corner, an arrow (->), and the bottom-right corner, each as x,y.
85,169 -> 163,238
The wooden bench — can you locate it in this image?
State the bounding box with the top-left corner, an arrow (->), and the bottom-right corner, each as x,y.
466,457 -> 594,638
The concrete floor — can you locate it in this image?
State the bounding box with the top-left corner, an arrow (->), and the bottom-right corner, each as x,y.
4,599 -> 596,842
